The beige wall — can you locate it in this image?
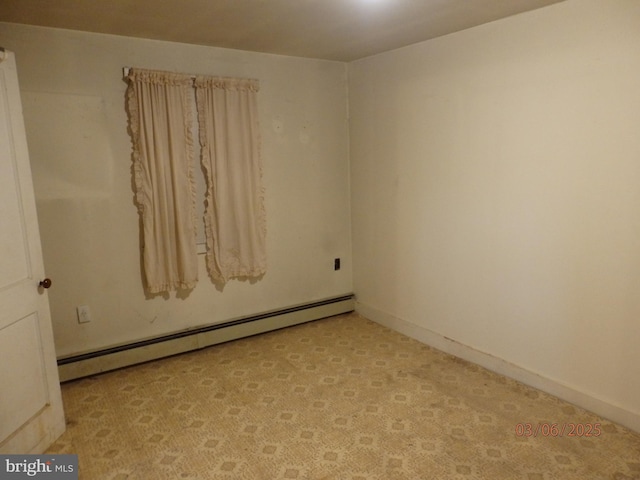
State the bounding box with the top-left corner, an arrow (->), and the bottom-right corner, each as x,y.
0,23 -> 352,356
349,0 -> 640,429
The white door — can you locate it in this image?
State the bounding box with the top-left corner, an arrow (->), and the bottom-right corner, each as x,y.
0,49 -> 65,453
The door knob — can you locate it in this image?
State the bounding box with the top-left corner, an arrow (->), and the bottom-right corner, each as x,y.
39,278 -> 52,289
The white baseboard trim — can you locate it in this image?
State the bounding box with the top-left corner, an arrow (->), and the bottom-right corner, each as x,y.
57,295 -> 354,382
356,301 -> 640,434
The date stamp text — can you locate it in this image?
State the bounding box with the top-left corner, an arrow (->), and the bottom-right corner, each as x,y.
515,423 -> 601,437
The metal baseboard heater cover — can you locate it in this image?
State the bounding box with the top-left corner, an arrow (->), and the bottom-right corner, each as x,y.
58,294 -> 354,382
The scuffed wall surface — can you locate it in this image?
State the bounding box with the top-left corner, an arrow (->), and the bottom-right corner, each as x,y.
0,23 -> 352,356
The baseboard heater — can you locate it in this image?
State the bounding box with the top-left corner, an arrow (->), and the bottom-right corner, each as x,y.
57,294 -> 354,382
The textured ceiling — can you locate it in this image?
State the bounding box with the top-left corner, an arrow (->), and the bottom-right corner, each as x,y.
0,0 -> 566,61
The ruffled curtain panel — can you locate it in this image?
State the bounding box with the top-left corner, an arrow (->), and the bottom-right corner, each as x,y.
126,69 -> 198,294
195,76 -> 266,284
126,68 -> 265,293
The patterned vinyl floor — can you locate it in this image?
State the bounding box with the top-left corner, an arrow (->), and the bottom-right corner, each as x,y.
46,313 -> 640,479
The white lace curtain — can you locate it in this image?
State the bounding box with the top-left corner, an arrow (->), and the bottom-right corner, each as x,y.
127,69 -> 198,294
126,68 -> 265,293
195,76 -> 266,283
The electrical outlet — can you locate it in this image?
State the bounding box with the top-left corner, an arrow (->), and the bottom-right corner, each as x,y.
334,258 -> 341,271
77,305 -> 91,324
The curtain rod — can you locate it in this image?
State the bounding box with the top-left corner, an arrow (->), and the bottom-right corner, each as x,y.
123,67 -> 260,86
123,66 -> 197,79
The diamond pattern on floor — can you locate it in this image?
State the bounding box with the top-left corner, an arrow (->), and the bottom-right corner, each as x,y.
47,313 -> 640,479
